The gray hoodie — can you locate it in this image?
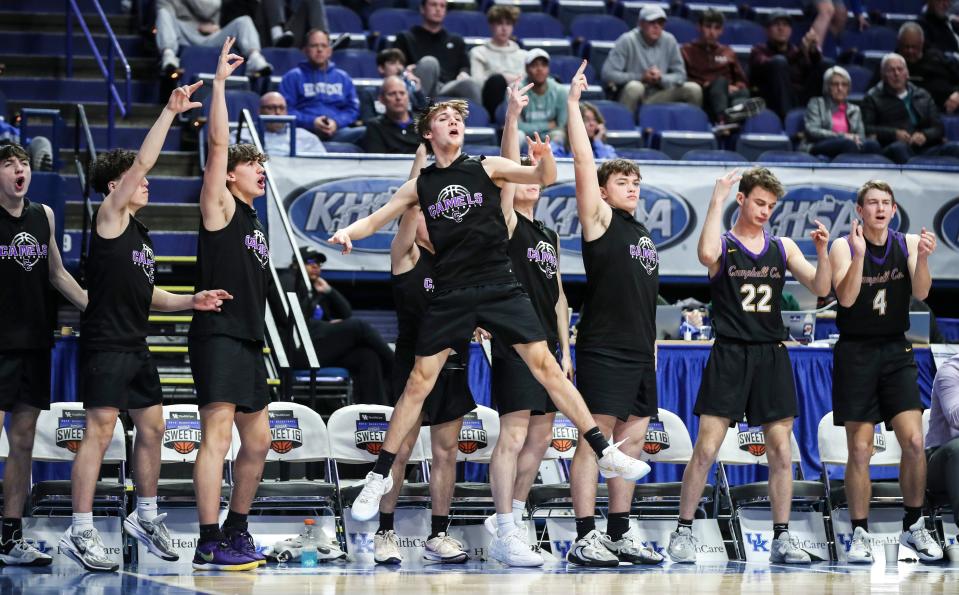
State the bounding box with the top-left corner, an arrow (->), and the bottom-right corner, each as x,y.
156,0 -> 221,25
601,28 -> 687,89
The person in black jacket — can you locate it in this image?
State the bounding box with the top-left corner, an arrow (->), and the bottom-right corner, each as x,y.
861,52 -> 959,163
898,22 -> 959,114
394,0 -> 482,107
918,0 -> 959,56
294,246 -> 394,404
359,76 -> 420,154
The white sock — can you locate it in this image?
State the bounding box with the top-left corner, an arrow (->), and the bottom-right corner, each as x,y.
137,496 -> 158,522
512,499 -> 525,525
72,512 -> 94,534
270,25 -> 284,41
496,513 -> 515,538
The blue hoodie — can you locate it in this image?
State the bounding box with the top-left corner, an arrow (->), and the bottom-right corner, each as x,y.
279,60 -> 360,131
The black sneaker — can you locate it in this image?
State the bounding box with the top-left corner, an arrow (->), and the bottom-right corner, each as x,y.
724,97 -> 766,123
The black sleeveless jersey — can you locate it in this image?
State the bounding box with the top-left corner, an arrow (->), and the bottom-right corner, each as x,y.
577,208 -> 659,357
81,211 -> 155,351
836,231 -> 912,337
392,247 -> 435,353
415,154 -> 514,290
190,197 -> 270,342
709,230 -> 788,343
493,213 -> 560,358
0,199 -> 52,351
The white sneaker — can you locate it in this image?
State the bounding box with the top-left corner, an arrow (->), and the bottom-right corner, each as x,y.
667,525 -> 697,563
245,51 -> 272,77
489,528 -> 543,567
597,441 -> 651,481
59,527 -> 119,572
604,529 -> 665,565
483,513 -> 527,537
123,512 -> 178,561
374,530 -> 402,565
423,532 -> 468,563
351,472 -> 393,521
566,529 -> 619,567
769,531 -> 811,564
846,526 -> 874,564
0,537 -> 52,566
900,517 -> 943,561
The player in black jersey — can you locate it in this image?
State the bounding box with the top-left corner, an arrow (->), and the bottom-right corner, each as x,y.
330,90 -> 648,524
0,143 -> 87,567
373,145 -> 473,565
58,86 -> 232,572
188,38 -> 272,572
564,62 -> 664,567
829,180 -> 943,563
485,84 -> 571,567
668,167 -> 831,564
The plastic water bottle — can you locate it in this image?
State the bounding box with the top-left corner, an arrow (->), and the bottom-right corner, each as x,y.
300,519 -> 319,567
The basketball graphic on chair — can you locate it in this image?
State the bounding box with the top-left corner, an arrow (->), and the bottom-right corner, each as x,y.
459,440 -> 479,454
172,441 -> 197,455
551,438 -> 575,452
272,440 -> 294,454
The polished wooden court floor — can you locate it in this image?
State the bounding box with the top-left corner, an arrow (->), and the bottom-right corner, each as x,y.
7,559 -> 959,594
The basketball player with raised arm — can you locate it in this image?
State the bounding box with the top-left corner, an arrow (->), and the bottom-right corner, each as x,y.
828,180 -> 943,563
329,95 -> 649,524
565,61 -> 665,567
668,167 -> 831,564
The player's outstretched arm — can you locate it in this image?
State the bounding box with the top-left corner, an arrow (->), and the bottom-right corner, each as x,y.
499,82 -> 533,234
483,133 -> 557,188
698,169 -> 741,276
783,219 -> 831,297
330,179 -> 419,254
567,60 -> 610,243
151,288 -> 233,312
831,219 -> 864,307
44,205 -> 87,310
907,227 -> 936,300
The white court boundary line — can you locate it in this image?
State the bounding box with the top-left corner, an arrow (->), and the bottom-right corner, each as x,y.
118,569 -> 220,595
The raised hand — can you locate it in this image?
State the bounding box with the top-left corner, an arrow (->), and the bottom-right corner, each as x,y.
849,218 -> 866,257
192,289 -> 233,312
711,168 -> 742,203
525,131 -> 552,162
215,36 -> 244,81
506,81 -> 534,120
809,218 -> 829,252
329,229 -> 353,254
166,81 -> 204,114
568,60 -> 589,103
918,226 -> 937,259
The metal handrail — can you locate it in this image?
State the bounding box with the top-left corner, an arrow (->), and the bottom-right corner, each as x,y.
20,108 -> 64,172
65,0 -> 132,148
74,104 -> 97,282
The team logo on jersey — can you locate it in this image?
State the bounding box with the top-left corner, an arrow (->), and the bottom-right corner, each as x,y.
163,411 -> 202,454
244,229 -> 270,268
55,409 -> 86,453
527,240 -> 558,278
2,231 -> 48,271
643,416 -> 670,455
550,416 -> 578,452
429,184 -> 483,222
737,423 -> 766,457
355,412 -> 389,454
872,424 -> 886,455
269,409 -> 303,454
458,411 -> 489,454
132,242 -> 155,284
934,196 -> 959,252
630,236 -> 659,274
424,277 -> 434,292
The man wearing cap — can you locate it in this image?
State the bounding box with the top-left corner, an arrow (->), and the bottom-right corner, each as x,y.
749,10 -> 825,119
517,49 -> 568,148
294,246 -> 395,405
601,5 -> 702,114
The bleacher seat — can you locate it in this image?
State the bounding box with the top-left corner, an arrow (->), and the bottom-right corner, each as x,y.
333,49 -> 380,78
638,103 -> 717,160
844,64 -> 873,102
368,8 -> 421,37
463,144 -> 502,156
444,10 -> 490,37
569,14 -> 628,42
591,99 -> 641,148
552,0 -> 608,31
720,19 -> 766,47
942,115 -> 959,142
617,147 -> 671,160
514,12 -> 565,39
860,26 -> 897,52
262,48 -> 306,78
735,109 -> 791,161
681,149 -> 749,163
327,5 -> 366,33
181,46 -> 235,81
906,155 -> 959,167
665,17 -> 697,44
758,150 -> 820,163
831,153 -> 895,165
549,55 -> 596,82
783,107 -> 806,148
324,142 -> 365,153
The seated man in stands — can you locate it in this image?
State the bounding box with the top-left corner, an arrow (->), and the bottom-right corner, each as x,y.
862,53 -> 959,163
897,22 -> 959,115
517,50 -> 567,148
919,0 -> 959,56
279,28 -> 364,145
360,76 -> 419,154
748,10 -> 824,119
601,4 -> 702,115
255,92 -> 326,155
156,0 -> 272,77
470,5 -> 527,120
359,49 -> 427,124
394,0 -> 483,107
294,247 -> 394,405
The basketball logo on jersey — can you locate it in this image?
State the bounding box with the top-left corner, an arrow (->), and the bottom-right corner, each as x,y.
355,412 -> 388,454
737,423 -> 766,457
424,277 -> 434,292
629,236 -> 659,274
428,184 -> 483,222
527,240 -> 558,279
244,229 -> 270,268
55,409 -> 86,453
550,416 -> 578,452
643,416 -> 671,454
269,409 -> 303,454
132,242 -> 155,284
2,231 -> 48,271
163,411 -> 202,455
458,411 -> 489,454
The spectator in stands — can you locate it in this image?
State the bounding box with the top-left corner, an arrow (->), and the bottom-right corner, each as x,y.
155,0 -> 273,77
749,10 -> 825,119
601,4 -> 702,115
359,48 -> 427,123
553,101 -> 616,159
394,0 -> 483,108
470,6 -> 527,120
925,352 -> 959,537
920,0 -> 959,55
359,76 -> 420,154
295,246 -> 394,406
256,92 -> 326,155
898,22 -> 959,114
279,28 -> 364,144
222,0 -> 329,48
517,49 -> 567,147
803,66 -> 882,158
681,9 -> 753,124
862,53 -> 959,163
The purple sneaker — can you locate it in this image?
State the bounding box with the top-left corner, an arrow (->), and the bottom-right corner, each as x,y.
225,528 -> 267,566
192,540 -> 260,571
